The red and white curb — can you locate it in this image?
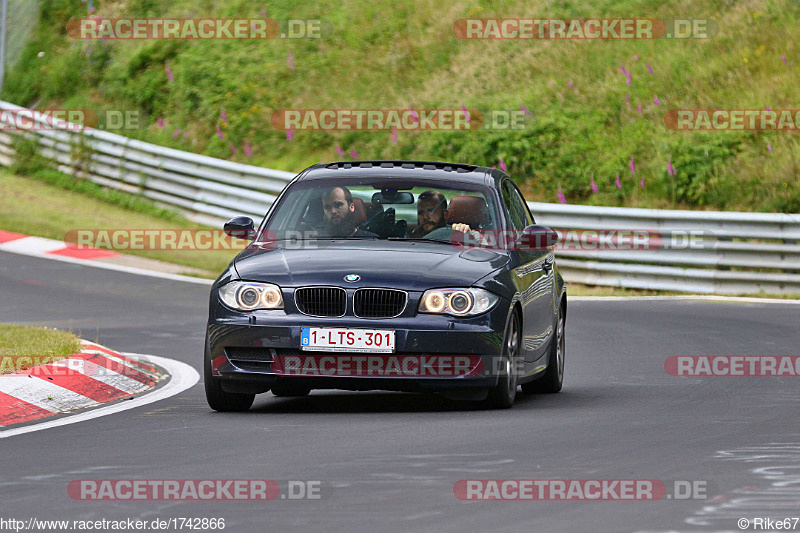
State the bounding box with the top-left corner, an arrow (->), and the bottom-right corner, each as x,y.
0,229 -> 119,260
0,340 -> 166,427
0,229 -> 211,285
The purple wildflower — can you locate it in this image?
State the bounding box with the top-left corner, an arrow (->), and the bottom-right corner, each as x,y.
557,185 -> 567,204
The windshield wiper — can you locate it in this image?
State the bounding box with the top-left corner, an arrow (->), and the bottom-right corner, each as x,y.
386,237 -> 452,244
308,236 -> 380,240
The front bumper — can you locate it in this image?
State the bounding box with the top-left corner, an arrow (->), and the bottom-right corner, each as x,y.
207,300 -> 510,393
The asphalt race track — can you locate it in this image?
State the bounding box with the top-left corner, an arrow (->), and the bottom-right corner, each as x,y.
1,249 -> 799,533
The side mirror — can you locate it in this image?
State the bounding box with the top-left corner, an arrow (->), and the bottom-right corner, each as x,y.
516,225 -> 559,251
223,216 -> 255,240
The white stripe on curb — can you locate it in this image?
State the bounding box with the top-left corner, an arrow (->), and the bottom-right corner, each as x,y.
0,353 -> 200,439
0,375 -> 99,412
0,236 -> 71,255
49,359 -> 147,395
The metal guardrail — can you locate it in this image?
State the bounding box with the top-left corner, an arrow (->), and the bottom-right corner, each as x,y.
0,100 -> 798,294
529,204 -> 800,294
0,100 -> 295,226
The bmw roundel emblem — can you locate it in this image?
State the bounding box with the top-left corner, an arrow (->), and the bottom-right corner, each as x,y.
344,274 -> 360,282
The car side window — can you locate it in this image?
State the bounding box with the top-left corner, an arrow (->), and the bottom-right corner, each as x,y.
502,180 -> 532,230
510,182 -> 534,226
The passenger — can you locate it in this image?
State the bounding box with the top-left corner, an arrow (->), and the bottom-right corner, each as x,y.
409,190 -> 472,237
409,190 -> 448,237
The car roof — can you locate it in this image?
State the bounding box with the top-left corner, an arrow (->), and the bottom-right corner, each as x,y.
296,160 -> 508,188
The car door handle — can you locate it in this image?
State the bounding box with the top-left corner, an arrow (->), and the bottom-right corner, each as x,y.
541,259 -> 553,272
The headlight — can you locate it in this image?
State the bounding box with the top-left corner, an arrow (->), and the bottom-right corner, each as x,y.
219,281 -> 284,311
418,288 -> 498,317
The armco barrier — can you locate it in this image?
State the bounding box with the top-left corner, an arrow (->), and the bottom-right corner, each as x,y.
0,100 -> 798,294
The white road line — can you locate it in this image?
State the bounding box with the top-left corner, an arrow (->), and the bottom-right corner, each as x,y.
0,353 -> 200,439
0,376 -> 98,412
49,359 -> 148,395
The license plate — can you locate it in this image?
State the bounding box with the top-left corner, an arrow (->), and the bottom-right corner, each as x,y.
300,327 -> 395,353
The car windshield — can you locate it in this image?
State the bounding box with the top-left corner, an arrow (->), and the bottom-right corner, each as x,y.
257,177 -> 500,241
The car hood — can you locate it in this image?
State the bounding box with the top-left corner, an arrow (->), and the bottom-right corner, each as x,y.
233,240 -> 509,290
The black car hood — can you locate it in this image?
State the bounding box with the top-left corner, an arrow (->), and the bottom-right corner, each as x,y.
233,240 -> 509,290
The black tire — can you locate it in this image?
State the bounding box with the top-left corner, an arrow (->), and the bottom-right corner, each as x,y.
271,382 -> 312,397
522,304 -> 564,394
204,351 -> 255,412
487,310 -> 520,409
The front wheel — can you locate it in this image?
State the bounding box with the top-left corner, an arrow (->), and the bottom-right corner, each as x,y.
522,305 -> 564,394
204,351 -> 255,412
487,311 -> 520,409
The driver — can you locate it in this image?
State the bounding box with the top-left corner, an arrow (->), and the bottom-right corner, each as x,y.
321,186 -> 377,238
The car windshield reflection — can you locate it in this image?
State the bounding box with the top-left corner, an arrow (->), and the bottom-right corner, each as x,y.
258,178 -> 499,242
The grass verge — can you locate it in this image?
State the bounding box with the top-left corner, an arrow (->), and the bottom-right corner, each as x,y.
0,324 -> 81,375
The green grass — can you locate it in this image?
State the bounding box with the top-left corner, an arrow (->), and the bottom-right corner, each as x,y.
0,324 -> 81,374
0,171 -> 240,275
3,0 -> 798,213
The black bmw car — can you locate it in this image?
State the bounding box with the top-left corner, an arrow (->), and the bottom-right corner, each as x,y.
205,161 -> 566,410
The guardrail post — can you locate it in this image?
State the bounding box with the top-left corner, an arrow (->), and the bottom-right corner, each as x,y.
0,0 -> 8,95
